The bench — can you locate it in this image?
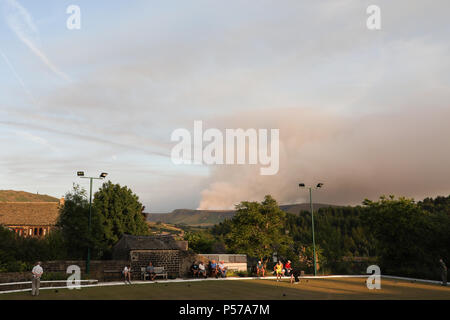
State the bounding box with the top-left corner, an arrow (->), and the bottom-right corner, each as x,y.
140,266 -> 168,280
103,269 -> 123,281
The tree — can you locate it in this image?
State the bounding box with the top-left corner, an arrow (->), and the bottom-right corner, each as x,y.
93,181 -> 149,249
225,195 -> 292,265
57,184 -> 105,259
184,231 -> 215,253
298,244 -> 325,273
363,195 -> 435,278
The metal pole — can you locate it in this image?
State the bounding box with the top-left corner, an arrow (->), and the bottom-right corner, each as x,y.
87,177 -> 93,275
310,187 -> 317,276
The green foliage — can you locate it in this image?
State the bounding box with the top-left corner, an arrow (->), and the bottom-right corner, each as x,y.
57,184 -> 105,259
363,195 -> 449,279
285,205 -> 377,273
184,231 -> 215,253
0,226 -> 65,272
93,181 -> 149,250
226,270 -> 249,277
224,195 -> 292,263
57,182 -> 150,258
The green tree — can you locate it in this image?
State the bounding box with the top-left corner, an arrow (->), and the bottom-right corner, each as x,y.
93,181 -> 149,249
57,184 -> 105,259
363,195 -> 435,278
184,231 -> 215,253
225,195 -> 292,265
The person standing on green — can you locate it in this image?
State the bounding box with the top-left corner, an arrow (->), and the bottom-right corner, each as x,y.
439,258 -> 447,286
31,261 -> 43,296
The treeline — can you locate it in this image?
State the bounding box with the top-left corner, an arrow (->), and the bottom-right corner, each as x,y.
0,182 -> 149,272
0,228 -> 67,272
185,195 -> 450,280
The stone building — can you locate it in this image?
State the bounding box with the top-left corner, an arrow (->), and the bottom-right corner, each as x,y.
112,234 -> 190,278
0,199 -> 63,237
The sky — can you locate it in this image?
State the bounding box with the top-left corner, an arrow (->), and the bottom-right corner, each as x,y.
0,0 -> 449,212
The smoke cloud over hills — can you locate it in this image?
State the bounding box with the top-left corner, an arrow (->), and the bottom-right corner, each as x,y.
198,107 -> 450,209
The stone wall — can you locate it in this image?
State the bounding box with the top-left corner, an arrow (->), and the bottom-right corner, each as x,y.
179,250 -> 198,277
0,272 -> 30,284
130,250 -> 182,278
40,260 -> 128,282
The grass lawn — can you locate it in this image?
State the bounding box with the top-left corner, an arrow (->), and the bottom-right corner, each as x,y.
1,278 -> 449,300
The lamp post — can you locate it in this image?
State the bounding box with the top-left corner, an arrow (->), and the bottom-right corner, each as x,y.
299,182 -> 323,276
77,171 -> 108,275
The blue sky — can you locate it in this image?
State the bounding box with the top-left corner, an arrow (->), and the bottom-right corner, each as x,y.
1,0 -> 449,211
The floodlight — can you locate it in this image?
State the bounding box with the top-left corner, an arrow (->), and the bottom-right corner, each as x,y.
299,183 -> 305,187
77,171 -> 84,177
316,183 -> 324,188
100,172 -> 108,178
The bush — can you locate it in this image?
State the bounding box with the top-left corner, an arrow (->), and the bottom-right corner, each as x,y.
225,270 -> 249,277
237,270 -> 250,277
0,260 -> 32,273
40,272 -> 69,281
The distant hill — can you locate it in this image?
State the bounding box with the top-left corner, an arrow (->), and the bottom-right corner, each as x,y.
147,209 -> 235,227
0,190 -> 59,203
146,203 -> 337,226
146,221 -> 185,238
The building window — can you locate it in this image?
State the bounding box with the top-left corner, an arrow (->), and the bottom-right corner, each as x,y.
39,228 -> 43,236
34,228 -> 38,236
29,229 -> 32,236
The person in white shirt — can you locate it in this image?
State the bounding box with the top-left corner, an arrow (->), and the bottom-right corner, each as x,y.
31,261 -> 43,296
123,265 -> 132,284
198,262 -> 206,278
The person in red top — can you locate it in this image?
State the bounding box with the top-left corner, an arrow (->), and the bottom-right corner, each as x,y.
285,260 -> 292,277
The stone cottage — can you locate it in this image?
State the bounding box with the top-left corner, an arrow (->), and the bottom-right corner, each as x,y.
112,234 -> 191,278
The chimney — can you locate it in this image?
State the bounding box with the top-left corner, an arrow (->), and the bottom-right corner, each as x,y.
59,197 -> 65,206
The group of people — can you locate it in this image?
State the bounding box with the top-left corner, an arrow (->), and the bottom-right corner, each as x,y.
122,261 -> 159,284
256,260 -> 293,278
191,260 -> 228,278
256,260 -> 302,284
273,260 -> 293,280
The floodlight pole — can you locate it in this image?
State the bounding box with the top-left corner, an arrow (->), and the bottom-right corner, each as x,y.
309,187 -> 317,277
87,177 -> 93,275
79,174 -> 106,275
299,183 -> 323,276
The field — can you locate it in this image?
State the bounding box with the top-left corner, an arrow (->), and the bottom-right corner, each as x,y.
1,277 -> 449,300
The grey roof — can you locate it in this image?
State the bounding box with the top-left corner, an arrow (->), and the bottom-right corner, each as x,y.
119,234 -> 180,250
